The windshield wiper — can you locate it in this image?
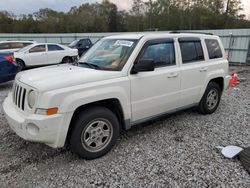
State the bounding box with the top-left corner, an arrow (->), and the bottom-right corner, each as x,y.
78,62 -> 101,70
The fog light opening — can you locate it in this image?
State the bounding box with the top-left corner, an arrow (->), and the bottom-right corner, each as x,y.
26,123 -> 39,136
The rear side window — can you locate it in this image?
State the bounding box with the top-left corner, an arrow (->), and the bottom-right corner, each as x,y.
205,39 -> 223,59
179,41 -> 204,63
48,44 -> 64,51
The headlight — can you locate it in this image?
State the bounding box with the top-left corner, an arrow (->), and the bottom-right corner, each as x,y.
28,90 -> 36,108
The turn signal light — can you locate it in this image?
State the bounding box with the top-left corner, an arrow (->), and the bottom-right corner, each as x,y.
47,108 -> 58,115
36,108 -> 58,115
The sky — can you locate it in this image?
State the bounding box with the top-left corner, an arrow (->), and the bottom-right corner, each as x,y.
0,0 -> 249,17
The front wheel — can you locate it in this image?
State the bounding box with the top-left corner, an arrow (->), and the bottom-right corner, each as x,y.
198,82 -> 222,114
69,107 -> 120,159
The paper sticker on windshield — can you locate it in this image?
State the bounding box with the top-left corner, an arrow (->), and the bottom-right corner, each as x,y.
114,40 -> 134,47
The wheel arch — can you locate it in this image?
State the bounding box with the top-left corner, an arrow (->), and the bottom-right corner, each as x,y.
65,98 -> 126,146
208,77 -> 224,92
16,58 -> 25,65
61,56 -> 71,63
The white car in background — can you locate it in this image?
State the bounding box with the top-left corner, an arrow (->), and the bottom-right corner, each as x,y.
14,43 -> 78,70
0,41 -> 36,53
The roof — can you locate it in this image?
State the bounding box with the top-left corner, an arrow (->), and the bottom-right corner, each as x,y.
104,32 -> 219,40
0,40 -> 36,43
105,34 -> 144,40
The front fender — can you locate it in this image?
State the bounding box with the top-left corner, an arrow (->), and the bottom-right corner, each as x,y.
60,86 -> 131,120
40,78 -> 131,120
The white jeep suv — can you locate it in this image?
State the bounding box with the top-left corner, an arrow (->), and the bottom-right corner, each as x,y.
3,33 -> 231,159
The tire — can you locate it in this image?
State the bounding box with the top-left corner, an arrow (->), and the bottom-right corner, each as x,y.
16,59 -> 25,71
239,147 -> 250,174
198,82 -> 222,114
61,57 -> 72,64
69,107 -> 120,159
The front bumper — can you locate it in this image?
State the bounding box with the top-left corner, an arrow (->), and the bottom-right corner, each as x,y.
3,94 -> 70,148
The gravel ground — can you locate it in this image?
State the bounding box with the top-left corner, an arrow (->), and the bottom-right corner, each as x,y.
0,67 -> 249,188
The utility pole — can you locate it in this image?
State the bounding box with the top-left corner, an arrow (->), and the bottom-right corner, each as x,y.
225,0 -> 230,15
225,0 -> 230,28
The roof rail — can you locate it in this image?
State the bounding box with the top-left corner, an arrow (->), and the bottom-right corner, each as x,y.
169,31 -> 214,35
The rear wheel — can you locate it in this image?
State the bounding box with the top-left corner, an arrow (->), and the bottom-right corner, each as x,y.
198,82 -> 221,114
16,59 -> 25,71
69,107 -> 120,159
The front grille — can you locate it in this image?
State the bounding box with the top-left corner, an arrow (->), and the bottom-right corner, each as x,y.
13,83 -> 26,111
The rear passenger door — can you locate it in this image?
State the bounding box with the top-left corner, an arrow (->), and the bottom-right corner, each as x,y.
178,37 -> 207,106
130,39 -> 181,121
47,44 -> 65,64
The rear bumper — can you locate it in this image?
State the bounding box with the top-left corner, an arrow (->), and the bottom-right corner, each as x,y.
3,94 -> 72,148
0,74 -> 16,83
224,75 -> 231,90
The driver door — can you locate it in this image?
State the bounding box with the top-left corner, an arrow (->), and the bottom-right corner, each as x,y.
129,39 -> 181,122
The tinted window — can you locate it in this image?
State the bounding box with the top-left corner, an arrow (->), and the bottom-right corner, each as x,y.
48,44 -> 64,51
22,42 -> 33,47
205,39 -> 223,59
10,42 -> 24,49
180,41 -> 204,63
0,43 -> 11,50
29,45 -> 46,53
79,39 -> 90,47
0,42 -> 32,50
141,42 -> 175,67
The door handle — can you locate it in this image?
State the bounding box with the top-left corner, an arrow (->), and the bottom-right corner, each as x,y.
200,67 -> 208,72
167,72 -> 179,78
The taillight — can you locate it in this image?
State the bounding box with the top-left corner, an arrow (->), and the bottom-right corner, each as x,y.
3,56 -> 15,62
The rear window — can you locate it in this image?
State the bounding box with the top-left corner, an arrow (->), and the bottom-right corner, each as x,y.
205,39 -> 223,59
0,43 -> 11,50
180,41 -> 204,63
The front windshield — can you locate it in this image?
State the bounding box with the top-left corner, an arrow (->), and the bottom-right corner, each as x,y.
69,40 -> 79,47
17,44 -> 33,52
77,39 -> 138,71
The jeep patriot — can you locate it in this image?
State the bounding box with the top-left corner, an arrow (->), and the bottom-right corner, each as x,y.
3,32 -> 231,159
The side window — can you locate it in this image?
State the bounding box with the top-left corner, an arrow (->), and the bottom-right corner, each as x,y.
29,45 -> 46,53
205,39 -> 223,59
79,40 -> 89,47
179,41 -> 204,63
0,43 -> 11,50
22,42 -> 33,47
140,42 -> 175,67
48,44 -> 64,51
10,42 -> 24,49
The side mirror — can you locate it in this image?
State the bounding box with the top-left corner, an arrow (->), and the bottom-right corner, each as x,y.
132,59 -> 155,74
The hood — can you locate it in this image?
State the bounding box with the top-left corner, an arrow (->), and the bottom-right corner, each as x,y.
16,64 -> 123,91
